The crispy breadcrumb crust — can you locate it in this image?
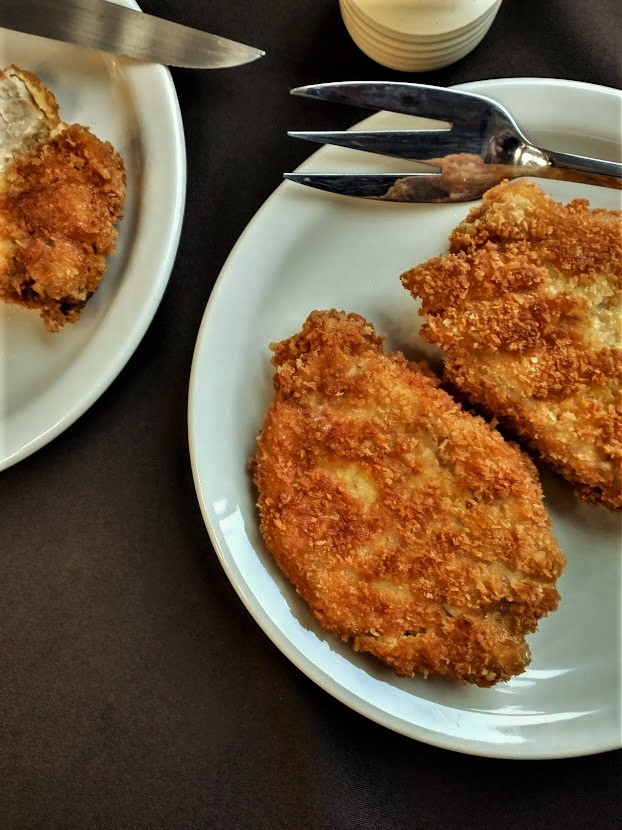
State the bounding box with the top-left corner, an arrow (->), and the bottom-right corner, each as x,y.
250,310 -> 565,687
0,67 -> 126,331
401,180 -> 622,511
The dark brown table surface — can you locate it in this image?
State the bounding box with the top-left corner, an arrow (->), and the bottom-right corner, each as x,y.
2,1 -> 621,827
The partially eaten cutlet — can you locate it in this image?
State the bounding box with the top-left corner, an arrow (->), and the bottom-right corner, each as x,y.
250,310 -> 565,687
401,180 -> 622,511
0,66 -> 126,331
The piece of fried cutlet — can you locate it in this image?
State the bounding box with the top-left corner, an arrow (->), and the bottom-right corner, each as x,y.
401,180 -> 622,511
250,310 -> 565,687
0,65 -> 126,331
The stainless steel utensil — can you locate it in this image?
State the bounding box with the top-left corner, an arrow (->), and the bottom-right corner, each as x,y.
285,81 -> 622,202
0,0 -> 264,69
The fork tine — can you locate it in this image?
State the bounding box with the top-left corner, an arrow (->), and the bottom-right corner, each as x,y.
290,81 -> 492,125
287,129 -> 476,162
283,172 -> 478,203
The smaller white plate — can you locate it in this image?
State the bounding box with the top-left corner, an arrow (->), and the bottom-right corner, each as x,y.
0,0 -> 186,470
189,78 -> 622,759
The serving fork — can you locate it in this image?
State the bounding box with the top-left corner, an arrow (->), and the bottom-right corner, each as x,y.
285,81 -> 622,203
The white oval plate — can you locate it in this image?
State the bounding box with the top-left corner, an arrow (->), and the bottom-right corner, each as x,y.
0,0 -> 186,470
189,79 -> 622,759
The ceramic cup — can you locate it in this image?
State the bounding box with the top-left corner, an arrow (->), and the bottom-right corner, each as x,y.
341,0 -> 502,71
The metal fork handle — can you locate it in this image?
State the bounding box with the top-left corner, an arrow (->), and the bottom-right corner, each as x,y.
536,149 -> 622,190
545,148 -> 622,181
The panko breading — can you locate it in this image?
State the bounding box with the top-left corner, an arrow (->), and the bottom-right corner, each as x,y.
0,65 -> 126,331
250,310 -> 565,687
401,180 -> 622,511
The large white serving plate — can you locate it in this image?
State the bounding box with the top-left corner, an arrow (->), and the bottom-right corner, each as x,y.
189,78 -> 622,759
0,0 -> 186,469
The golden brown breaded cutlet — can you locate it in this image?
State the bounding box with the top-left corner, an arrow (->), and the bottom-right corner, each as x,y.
401,180 -> 622,511
0,65 -> 126,331
250,310 -> 565,687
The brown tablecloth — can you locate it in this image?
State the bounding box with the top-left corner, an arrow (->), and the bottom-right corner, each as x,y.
1,1 -> 621,827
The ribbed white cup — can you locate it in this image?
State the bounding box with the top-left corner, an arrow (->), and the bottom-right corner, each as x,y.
340,0 -> 502,71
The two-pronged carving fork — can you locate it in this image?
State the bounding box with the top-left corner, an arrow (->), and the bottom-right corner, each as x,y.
285,81 -> 622,203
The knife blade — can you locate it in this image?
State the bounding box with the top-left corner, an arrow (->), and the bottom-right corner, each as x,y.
0,0 -> 265,69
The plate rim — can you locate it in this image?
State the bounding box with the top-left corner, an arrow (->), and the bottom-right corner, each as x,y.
188,76 -> 621,760
0,0 -> 187,471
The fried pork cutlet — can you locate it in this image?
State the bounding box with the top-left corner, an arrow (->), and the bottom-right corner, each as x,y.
0,65 -> 126,331
401,180 -> 622,511
250,310 -> 565,687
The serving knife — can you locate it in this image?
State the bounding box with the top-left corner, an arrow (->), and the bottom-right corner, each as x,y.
0,0 -> 265,69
